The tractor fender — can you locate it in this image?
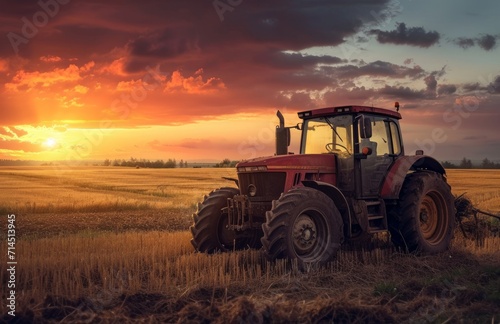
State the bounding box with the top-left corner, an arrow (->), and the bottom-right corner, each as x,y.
302,180 -> 351,227
380,155 -> 446,200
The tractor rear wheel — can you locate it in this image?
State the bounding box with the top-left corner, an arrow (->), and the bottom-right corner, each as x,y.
389,172 -> 455,253
261,187 -> 344,268
190,188 -> 261,253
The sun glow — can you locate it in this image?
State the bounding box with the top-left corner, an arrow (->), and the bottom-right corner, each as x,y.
44,138 -> 57,148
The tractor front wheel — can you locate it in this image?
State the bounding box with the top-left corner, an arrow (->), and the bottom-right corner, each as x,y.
261,187 -> 344,268
190,188 -> 260,253
389,172 -> 455,253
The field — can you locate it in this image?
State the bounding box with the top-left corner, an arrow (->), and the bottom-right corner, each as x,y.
1,166 -> 499,323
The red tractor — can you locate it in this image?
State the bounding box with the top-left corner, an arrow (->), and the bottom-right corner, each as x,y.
190,105 -> 455,266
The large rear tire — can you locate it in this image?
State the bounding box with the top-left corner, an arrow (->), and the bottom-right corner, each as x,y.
190,188 -> 261,253
261,187 -> 344,267
388,172 -> 455,253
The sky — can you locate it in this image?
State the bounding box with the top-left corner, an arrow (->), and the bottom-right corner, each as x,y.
0,0 -> 499,163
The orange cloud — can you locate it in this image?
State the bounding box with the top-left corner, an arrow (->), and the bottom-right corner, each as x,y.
116,79 -> 145,92
165,69 -> 226,94
72,85 -> 90,94
100,58 -> 128,76
5,61 -> 95,92
40,55 -> 63,63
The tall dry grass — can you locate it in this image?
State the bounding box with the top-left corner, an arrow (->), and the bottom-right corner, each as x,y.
1,167 -> 499,321
2,229 -> 499,317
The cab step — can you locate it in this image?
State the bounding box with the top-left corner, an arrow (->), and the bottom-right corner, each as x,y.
365,200 -> 388,233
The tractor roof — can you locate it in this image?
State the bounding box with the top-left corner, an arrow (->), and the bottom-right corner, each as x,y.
298,105 -> 402,120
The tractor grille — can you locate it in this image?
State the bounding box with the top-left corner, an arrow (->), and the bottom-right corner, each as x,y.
238,172 -> 286,201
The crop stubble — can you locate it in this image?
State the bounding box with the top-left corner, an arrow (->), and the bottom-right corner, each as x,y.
1,167 -> 499,322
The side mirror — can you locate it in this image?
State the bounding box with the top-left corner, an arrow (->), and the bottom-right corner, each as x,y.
360,116 -> 372,139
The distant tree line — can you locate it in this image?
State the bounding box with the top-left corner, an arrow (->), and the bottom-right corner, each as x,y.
103,158 -> 188,168
214,158 -> 239,168
441,157 -> 500,169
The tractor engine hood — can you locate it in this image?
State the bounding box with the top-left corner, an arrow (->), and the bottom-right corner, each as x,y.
237,154 -> 336,173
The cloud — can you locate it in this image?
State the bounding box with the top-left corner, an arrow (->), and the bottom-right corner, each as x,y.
0,0 -> 491,133
0,139 -> 41,153
437,84 -> 457,96
72,85 -> 89,94
477,34 -> 497,51
116,79 -> 146,92
424,75 -> 437,93
100,58 -> 128,76
255,51 -> 345,70
453,34 -> 497,51
369,23 -> 440,47
462,82 -> 482,92
328,60 -> 426,79
487,75 -> 500,94
40,55 -> 63,63
4,62 -> 95,92
378,84 -> 431,100
0,1 -> 405,127
460,75 -> 500,94
164,69 -> 226,94
454,37 -> 475,49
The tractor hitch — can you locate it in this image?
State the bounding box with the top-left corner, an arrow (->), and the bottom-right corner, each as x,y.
227,195 -> 256,231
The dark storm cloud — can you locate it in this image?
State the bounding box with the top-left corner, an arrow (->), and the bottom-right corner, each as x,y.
369,22 -> 440,48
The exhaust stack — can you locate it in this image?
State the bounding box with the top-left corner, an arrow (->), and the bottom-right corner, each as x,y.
275,110 -> 290,155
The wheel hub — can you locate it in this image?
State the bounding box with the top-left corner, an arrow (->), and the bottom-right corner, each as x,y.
419,192 -> 446,242
420,210 -> 429,223
293,214 -> 317,254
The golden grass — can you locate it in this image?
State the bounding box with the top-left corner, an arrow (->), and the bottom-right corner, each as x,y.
0,166 -> 237,214
1,230 -> 499,321
447,169 -> 500,212
0,167 -> 499,322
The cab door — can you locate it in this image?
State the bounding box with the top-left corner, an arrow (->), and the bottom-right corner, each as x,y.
358,116 -> 402,198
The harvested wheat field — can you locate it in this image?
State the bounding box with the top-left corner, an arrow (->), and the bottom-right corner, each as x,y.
1,166 -> 499,323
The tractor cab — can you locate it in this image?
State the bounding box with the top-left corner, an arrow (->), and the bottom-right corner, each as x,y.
295,106 -> 403,199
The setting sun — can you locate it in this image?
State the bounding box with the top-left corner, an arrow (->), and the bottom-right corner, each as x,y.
44,138 -> 57,148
